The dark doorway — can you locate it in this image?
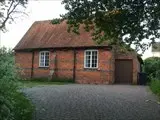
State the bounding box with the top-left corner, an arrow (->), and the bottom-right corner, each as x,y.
115,59 -> 133,84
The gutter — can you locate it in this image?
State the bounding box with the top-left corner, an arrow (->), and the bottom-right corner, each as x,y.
14,46 -> 112,52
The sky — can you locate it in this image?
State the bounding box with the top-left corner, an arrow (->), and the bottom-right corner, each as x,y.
0,0 -> 66,48
0,0 -> 155,59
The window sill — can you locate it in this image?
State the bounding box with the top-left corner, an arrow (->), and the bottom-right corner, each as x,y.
38,67 -> 49,69
84,68 -> 99,71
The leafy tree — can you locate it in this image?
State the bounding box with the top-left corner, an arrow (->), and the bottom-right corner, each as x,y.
0,0 -> 28,31
61,0 -> 160,53
0,47 -> 18,119
0,47 -> 33,120
144,57 -> 160,81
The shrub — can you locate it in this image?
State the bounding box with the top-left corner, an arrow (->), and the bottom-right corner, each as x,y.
143,57 -> 160,82
0,47 -> 33,120
150,79 -> 160,97
12,92 -> 34,120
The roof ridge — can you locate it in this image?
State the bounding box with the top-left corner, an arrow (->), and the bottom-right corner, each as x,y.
34,20 -> 52,23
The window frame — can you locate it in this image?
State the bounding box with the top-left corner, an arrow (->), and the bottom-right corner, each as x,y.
39,51 -> 50,67
84,50 -> 98,69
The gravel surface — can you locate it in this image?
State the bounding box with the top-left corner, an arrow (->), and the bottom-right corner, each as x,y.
23,85 -> 160,120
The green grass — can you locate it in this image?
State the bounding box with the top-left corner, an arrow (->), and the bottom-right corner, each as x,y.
150,79 -> 160,99
20,78 -> 74,88
21,81 -> 68,88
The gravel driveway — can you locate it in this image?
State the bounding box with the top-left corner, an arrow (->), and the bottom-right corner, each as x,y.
23,85 -> 160,120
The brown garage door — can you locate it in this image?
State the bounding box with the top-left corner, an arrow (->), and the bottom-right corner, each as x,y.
115,59 -> 133,84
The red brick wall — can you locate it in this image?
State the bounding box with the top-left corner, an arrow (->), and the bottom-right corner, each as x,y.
15,49 -> 114,84
15,52 -> 32,78
56,50 -> 74,78
75,49 -> 113,84
15,49 -> 139,84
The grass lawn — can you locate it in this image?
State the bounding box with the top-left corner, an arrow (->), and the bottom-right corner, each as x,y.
150,79 -> 160,100
20,80 -> 74,88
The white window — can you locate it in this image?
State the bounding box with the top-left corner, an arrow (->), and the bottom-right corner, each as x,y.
84,50 -> 98,68
39,51 -> 50,67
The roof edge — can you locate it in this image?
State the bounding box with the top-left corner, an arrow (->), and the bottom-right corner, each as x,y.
14,46 -> 112,52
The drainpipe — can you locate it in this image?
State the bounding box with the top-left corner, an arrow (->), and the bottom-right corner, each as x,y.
53,51 -> 57,78
73,49 -> 76,82
31,51 -> 35,78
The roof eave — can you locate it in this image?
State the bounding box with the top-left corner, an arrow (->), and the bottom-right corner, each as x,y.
14,46 -> 112,52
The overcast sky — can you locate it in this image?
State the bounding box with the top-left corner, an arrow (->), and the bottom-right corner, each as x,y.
0,0 -> 66,48
0,0 -> 154,59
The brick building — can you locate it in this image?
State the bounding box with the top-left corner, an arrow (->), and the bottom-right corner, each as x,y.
14,20 -> 142,84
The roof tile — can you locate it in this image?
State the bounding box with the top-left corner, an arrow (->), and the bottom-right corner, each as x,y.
14,20 -> 108,50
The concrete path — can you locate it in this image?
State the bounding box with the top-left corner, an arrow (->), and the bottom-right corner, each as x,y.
23,85 -> 160,120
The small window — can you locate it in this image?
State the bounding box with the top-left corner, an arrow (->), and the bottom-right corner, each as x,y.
39,51 -> 49,67
84,50 -> 98,68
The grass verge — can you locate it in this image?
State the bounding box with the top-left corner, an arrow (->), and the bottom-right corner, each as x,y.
150,79 -> 160,99
20,77 -> 74,88
21,81 -> 69,88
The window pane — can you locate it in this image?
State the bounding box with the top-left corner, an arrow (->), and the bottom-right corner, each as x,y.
85,54 -> 90,68
91,51 -> 97,68
40,52 -> 49,67
45,57 -> 49,66
45,52 -> 49,66
41,52 -> 44,56
45,61 -> 49,66
40,52 -> 44,67
85,50 -> 97,68
46,52 -> 49,56
86,51 -> 91,56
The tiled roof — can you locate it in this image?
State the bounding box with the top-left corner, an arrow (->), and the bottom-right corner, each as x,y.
14,20 -> 108,50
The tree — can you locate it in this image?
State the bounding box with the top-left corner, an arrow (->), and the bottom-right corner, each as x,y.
0,47 -> 33,120
0,0 -> 28,32
61,0 -> 160,53
0,47 -> 18,119
144,57 -> 160,81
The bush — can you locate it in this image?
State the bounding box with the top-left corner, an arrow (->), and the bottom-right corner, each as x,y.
0,47 -> 33,120
150,79 -> 160,97
12,92 -> 34,120
143,57 -> 160,82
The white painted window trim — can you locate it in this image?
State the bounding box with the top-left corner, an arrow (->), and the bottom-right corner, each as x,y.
84,50 -> 98,69
39,51 -> 50,67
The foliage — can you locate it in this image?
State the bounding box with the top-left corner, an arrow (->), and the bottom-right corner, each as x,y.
0,47 -> 33,120
150,79 -> 160,98
12,92 -> 34,120
51,18 -> 62,24
61,0 -> 160,53
152,42 -> 160,52
0,0 -> 28,31
143,57 -> 160,82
